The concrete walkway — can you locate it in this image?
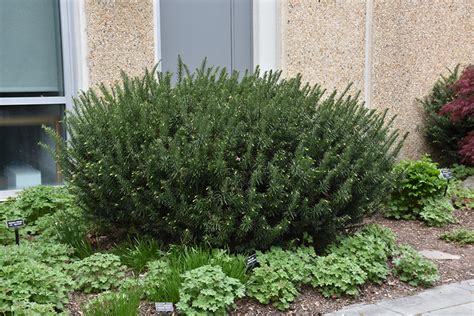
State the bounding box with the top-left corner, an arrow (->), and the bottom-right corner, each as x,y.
326,279 -> 474,315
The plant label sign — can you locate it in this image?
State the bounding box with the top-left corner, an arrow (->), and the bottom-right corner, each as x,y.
246,252 -> 260,272
6,219 -> 24,229
440,169 -> 453,180
155,302 -> 174,314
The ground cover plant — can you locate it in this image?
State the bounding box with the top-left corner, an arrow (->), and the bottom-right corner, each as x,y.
176,265 -> 245,315
0,242 -> 75,313
440,228 -> 474,245
392,246 -> 439,287
69,253 -> 126,293
49,62 -> 404,251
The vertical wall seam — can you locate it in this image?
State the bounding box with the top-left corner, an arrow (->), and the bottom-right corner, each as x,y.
364,0 -> 374,108
153,0 -> 162,71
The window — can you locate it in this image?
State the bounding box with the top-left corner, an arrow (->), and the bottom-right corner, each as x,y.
0,0 -> 73,197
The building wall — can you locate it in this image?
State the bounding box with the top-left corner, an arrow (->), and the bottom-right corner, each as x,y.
283,0 -> 366,94
282,0 -> 474,159
84,0 -> 155,88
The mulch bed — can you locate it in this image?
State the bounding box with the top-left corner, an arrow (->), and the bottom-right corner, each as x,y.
67,209 -> 473,315
233,208 -> 474,315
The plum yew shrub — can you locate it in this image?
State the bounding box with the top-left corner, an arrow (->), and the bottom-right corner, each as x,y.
50,62 -> 403,250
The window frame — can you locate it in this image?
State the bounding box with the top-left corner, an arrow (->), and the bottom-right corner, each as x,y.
0,0 -> 75,200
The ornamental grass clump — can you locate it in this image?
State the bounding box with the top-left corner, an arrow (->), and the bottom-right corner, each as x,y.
49,61 -> 403,250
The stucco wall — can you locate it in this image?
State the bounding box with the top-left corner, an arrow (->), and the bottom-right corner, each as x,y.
283,0 -> 474,159
84,0 -> 155,88
371,0 -> 473,159
283,0 -> 366,94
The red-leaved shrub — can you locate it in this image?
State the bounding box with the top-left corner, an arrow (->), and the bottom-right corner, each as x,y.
439,65 -> 474,165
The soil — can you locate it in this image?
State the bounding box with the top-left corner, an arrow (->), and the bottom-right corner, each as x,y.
67,208 -> 473,315
233,208 -> 474,315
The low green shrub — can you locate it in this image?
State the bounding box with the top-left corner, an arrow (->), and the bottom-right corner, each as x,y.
35,206 -> 94,259
448,180 -> 474,209
246,265 -> 299,311
246,247 -> 316,310
392,246 -> 439,287
440,228 -> 474,245
69,253 -> 126,293
142,260 -> 171,298
145,247 -> 247,303
0,243 -> 74,312
386,156 -> 446,220
0,186 -> 76,244
418,197 -> 456,227
51,63 -> 403,250
111,237 -> 163,273
328,225 -> 395,284
176,265 -> 245,315
311,254 -> 367,297
9,301 -> 60,315
83,290 -> 141,316
450,164 -> 474,180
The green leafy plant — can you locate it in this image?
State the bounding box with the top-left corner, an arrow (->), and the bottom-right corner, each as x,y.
8,301 -> 60,315
0,243 -> 74,312
257,247 -> 317,284
392,246 -> 439,287
176,265 -> 245,315
386,156 -> 446,220
440,228 -> 474,245
83,289 -> 141,316
328,224 -> 395,284
145,247 -> 247,303
246,265 -> 299,311
35,206 -> 94,259
311,254 -> 367,297
0,186 -> 76,244
50,61 -> 403,250
245,247 -> 316,310
418,197 -> 456,227
69,253 -> 126,293
448,180 -> 474,209
111,237 -> 163,273
450,164 -> 474,180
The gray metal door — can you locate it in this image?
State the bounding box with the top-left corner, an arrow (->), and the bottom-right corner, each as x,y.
159,0 -> 253,75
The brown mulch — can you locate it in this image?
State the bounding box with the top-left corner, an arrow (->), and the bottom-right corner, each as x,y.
68,209 -> 473,315
232,208 -> 474,315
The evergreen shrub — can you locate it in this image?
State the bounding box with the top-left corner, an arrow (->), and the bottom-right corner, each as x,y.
50,62 -> 403,250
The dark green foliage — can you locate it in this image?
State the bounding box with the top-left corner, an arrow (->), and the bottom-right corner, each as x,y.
111,237 -> 163,273
421,66 -> 467,164
386,156 -> 446,220
440,228 -> 474,245
49,62 -> 403,250
392,246 -> 439,287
